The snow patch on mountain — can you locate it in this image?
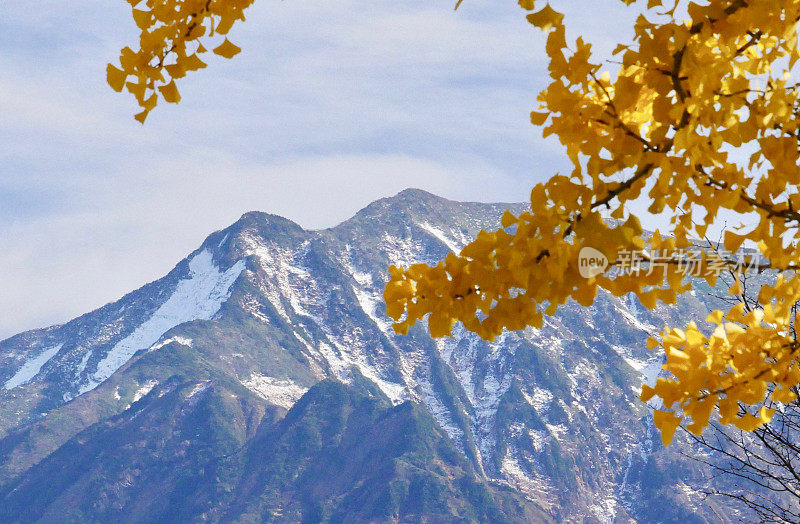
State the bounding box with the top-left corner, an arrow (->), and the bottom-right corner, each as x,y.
419,222 -> 462,253
245,239 -> 329,324
311,340 -> 403,403
3,343 -> 64,390
253,244 -> 412,404
545,423 -> 568,441
528,428 -> 547,451
588,496 -> 619,524
622,354 -> 647,372
437,331 -> 479,403
568,360 -> 604,402
241,373 -> 308,409
330,336 -> 406,403
133,379 -> 158,402
523,386 -> 554,413
473,370 -> 513,460
186,381 -> 212,399
419,378 -> 465,443
242,296 -> 273,324
75,350 -> 92,376
641,358 -> 663,387
342,253 -> 396,337
351,269 -> 372,287
475,372 -> 511,421
74,250 -> 245,397
500,452 -> 553,502
352,285 -> 393,335
381,233 -> 420,267
150,336 -> 193,351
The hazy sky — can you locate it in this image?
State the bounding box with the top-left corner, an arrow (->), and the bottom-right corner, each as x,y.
1,0 -> 640,338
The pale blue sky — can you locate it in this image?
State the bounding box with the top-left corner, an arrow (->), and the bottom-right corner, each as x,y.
1,0 -> 639,338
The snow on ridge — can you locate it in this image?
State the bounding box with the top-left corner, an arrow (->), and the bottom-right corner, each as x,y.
342,250 -> 394,335
150,336 -> 193,351
528,429 -> 547,452
275,248 -> 411,404
545,423 -> 568,441
419,222 -> 462,253
323,336 -> 407,404
436,333 -> 478,404
186,381 -> 212,399
133,379 -> 158,402
244,237 -> 327,324
500,452 -> 552,501
352,269 -> 372,287
243,240 -> 409,405
641,358 -> 663,387
241,373 -> 308,409
588,496 -> 620,524
522,386 -> 554,413
3,343 -> 64,390
568,360 -> 603,400
75,250 -> 246,397
381,233 -> 419,267
420,377 -> 465,444
352,285 -> 394,335
75,350 -> 92,376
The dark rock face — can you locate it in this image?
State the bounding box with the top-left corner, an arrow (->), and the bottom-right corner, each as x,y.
0,189 -> 746,522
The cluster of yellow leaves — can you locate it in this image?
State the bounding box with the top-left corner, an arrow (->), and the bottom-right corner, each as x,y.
643,273 -> 800,444
386,0 -> 800,444
108,0 -> 252,122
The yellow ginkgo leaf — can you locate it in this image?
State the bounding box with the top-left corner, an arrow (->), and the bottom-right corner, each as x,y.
183,54 -> 207,71
213,38 -> 242,59
653,410 -> 682,445
158,80 -> 181,104
134,109 -> 149,124
125,81 -> 146,102
142,93 -> 158,111
106,64 -> 127,93
526,4 -> 564,32
165,63 -> 186,80
724,231 -> 745,254
132,8 -> 151,30
530,111 -> 549,125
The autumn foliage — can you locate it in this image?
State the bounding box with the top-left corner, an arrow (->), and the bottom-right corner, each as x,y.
385,0 -> 800,445
107,0 -> 250,123
111,0 -> 800,446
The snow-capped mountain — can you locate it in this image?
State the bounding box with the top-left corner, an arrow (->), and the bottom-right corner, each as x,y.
0,189 -> 744,522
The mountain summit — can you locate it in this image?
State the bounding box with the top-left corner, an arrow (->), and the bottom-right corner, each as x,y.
0,190 -> 741,521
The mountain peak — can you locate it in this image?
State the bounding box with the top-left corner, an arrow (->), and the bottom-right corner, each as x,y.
234,210 -> 305,231
201,210 -> 309,255
391,187 -> 452,203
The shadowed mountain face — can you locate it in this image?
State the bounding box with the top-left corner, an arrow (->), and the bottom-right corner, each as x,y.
0,189 -> 747,522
